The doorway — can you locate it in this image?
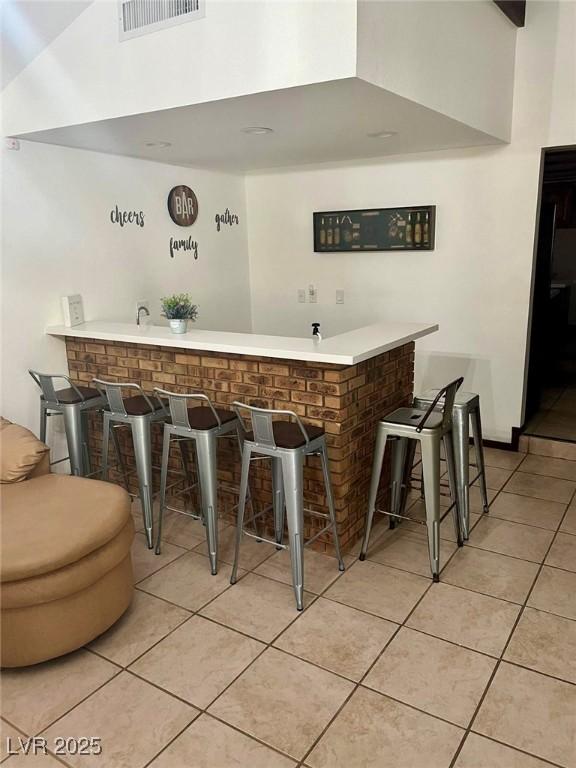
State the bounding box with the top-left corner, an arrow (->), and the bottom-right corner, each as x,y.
525,146 -> 576,441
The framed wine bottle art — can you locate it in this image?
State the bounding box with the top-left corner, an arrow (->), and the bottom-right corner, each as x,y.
313,205 -> 436,252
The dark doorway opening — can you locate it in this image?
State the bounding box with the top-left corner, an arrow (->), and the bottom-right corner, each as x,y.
525,146 -> 576,441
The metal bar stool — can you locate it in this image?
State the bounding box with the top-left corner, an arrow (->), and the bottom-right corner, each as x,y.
414,389 -> 489,540
153,388 -> 249,575
230,402 -> 345,611
94,379 -> 169,549
29,370 -> 106,476
360,377 -> 464,582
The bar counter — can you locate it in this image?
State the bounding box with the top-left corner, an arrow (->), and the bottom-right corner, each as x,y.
47,320 -> 438,551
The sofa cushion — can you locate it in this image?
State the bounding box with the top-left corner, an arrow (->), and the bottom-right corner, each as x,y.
0,418 -> 50,484
2,519 -> 134,608
0,474 -> 131,582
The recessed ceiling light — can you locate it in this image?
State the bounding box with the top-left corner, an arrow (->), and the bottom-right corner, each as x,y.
241,126 -> 274,135
367,130 -> 397,139
145,141 -> 172,148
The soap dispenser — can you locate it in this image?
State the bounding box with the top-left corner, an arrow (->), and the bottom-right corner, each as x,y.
312,323 -> 322,342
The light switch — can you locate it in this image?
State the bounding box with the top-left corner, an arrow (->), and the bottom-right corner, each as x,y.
336,290 -> 345,304
297,288 -> 306,303
309,284 -> 318,304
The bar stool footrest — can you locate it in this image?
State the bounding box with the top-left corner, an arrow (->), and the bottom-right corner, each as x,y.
375,505 -> 456,525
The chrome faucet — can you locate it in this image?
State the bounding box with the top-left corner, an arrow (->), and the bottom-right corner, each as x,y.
137,305 -> 150,326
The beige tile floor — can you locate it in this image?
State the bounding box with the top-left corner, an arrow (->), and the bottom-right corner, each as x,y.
2,446 -> 576,768
524,385 -> 576,442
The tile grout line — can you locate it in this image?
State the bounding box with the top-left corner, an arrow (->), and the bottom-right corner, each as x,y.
38,526 -> 332,766
294,458 -> 576,767
136,541 -> 365,766
464,732 -> 564,768
259,462 -> 576,763
208,451 -> 574,763
13,664 -> 125,739
173,463 -> 576,763
297,559 -> 440,765
140,514 -> 408,765
124,518 -> 363,765
6,456 -> 574,767
447,474 -> 576,768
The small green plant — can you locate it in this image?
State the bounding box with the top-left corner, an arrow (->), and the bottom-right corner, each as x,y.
160,294 -> 199,321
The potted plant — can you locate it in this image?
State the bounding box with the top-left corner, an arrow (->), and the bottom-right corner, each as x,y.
160,293 -> 198,334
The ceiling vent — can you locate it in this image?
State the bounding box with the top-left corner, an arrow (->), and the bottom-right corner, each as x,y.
118,0 -> 205,41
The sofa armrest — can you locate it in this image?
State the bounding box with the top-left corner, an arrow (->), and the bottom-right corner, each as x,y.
28,452 -> 51,478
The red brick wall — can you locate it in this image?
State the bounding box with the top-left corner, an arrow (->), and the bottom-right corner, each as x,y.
66,337 -> 415,551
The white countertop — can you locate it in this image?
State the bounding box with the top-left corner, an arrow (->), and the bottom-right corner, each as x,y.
46,320 -> 438,365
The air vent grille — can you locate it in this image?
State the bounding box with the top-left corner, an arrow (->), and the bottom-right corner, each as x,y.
119,0 -> 205,40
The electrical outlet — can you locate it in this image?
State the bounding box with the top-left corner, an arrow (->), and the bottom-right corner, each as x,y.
297,288 -> 306,303
336,289 -> 345,304
308,284 -> 318,304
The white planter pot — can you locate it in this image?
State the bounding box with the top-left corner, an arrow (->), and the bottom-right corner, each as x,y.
169,319 -> 188,334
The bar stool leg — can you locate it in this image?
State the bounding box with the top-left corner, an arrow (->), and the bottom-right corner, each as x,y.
40,402 -> 48,444
318,442 -> 345,571
81,411 -> 92,477
452,408 -> 471,540
61,406 -> 85,477
101,413 -> 112,480
359,425 -> 388,560
399,439 -> 417,517
272,457 -> 285,548
179,438 -> 196,513
443,432 -> 463,546
421,435 -> 441,582
155,426 -> 172,555
231,445 -> 252,585
196,432 -> 219,575
471,406 -> 490,515
110,424 -> 129,490
282,450 -> 305,610
235,428 -> 258,539
390,437 -> 408,528
131,417 -> 154,549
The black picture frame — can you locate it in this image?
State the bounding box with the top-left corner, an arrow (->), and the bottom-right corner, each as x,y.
313,205 -> 436,252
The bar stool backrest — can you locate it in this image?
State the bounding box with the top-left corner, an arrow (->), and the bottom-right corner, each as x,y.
93,378 -> 160,417
233,401 -> 310,449
28,369 -> 87,404
415,376 -> 464,433
153,388 -> 222,429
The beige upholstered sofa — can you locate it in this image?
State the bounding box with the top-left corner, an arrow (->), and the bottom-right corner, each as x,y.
1,418 -> 134,667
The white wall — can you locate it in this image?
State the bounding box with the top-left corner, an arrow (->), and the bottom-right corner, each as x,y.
1,0 -> 357,136
2,1 -> 574,445
0,140 -> 251,448
2,0 -> 518,146
357,0 -> 516,141
246,1 -> 576,443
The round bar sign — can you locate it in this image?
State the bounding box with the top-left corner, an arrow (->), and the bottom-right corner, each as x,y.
167,185 -> 198,226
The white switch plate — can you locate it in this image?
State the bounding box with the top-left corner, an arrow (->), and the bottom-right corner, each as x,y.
336,289 -> 345,304
308,284 -> 318,304
61,295 -> 84,327
297,288 -> 306,303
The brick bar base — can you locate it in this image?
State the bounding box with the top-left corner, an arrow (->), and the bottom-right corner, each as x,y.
65,337 -> 415,552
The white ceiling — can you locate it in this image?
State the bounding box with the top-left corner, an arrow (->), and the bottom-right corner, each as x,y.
1,0 -> 93,89
17,77 -> 501,172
